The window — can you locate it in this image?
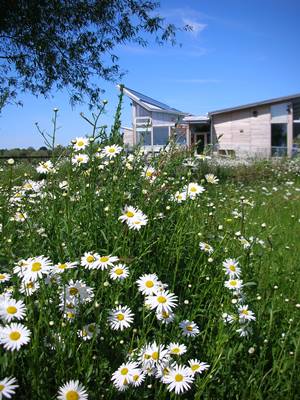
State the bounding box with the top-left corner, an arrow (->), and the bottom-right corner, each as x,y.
137,129 -> 151,145
271,123 -> 287,156
153,126 -> 169,145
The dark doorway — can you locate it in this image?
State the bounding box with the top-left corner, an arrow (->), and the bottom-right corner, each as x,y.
271,123 -> 287,156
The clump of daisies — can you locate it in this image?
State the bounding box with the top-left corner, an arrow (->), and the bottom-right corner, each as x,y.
171,182 -> 205,203
222,258 -> 256,337
118,205 -> 148,231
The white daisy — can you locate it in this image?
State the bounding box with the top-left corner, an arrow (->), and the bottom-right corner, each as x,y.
0,298 -> 26,323
185,182 -> 205,199
72,137 -> 89,151
52,261 -> 77,274
171,191 -> 187,203
101,144 -> 122,159
108,305 -> 134,331
199,242 -> 214,254
80,252 -> 100,270
109,264 -> 129,280
136,274 -> 159,295
0,323 -> 31,351
13,211 -> 27,222
145,290 -> 178,314
222,258 -> 241,278
238,305 -> 256,321
205,174 -> 219,184
143,166 -> 156,181
0,376 -> 18,399
168,342 -> 187,356
19,280 -> 40,296
118,206 -> 142,223
96,255 -> 119,270
188,359 -> 210,375
0,273 -> 11,283
36,160 -> 55,174
57,380 -> 88,400
139,342 -> 170,369
163,364 -> 194,394
179,320 -> 200,337
71,154 -> 89,166
224,279 -> 243,291
131,371 -> 146,387
77,323 -> 99,341
111,362 -> 140,391
127,214 -> 148,231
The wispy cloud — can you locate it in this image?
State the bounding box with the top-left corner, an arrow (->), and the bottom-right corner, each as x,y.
182,18 -> 207,37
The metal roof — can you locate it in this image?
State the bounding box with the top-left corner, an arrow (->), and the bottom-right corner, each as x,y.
183,115 -> 209,123
119,85 -> 187,115
209,93 -> 300,115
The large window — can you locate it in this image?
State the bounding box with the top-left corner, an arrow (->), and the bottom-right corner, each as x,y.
137,129 -> 151,145
271,123 -> 287,156
153,126 -> 169,145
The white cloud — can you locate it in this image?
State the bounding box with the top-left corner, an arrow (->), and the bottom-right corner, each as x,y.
183,18 -> 207,36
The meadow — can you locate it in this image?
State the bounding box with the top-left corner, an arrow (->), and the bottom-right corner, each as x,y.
0,130 -> 299,399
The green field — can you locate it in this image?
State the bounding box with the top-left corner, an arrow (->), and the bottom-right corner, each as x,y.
0,145 -> 299,400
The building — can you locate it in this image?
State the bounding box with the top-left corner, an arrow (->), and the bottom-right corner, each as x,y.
121,86 -> 300,157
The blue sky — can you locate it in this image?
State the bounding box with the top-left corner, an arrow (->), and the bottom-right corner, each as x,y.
1,0 -> 300,148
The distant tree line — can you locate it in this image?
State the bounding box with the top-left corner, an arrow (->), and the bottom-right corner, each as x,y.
0,145 -> 66,159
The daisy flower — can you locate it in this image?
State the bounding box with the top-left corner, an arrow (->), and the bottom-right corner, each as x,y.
222,312 -> 235,324
199,242 -> 214,254
0,273 -> 11,283
168,342 -> 187,356
71,154 -> 89,166
143,166 -> 156,181
108,305 -> 134,331
109,264 -> 129,280
163,364 -> 194,394
224,279 -> 243,291
185,182 -> 205,199
36,160 -> 55,174
0,298 -> 26,322
156,310 -> 175,324
63,280 -> 94,304
22,256 -> 52,283
80,252 -> 100,270
205,174 -> 219,184
52,261 -> 78,274
72,137 -> 89,151
179,320 -> 200,337
238,305 -> 256,321
19,280 -> 40,296
57,380 -> 88,400
13,211 -> 27,222
118,206 -> 142,223
136,274 -> 159,295
0,376 -> 18,399
101,144 -> 122,159
188,359 -> 210,375
77,323 -> 99,341
131,371 -> 146,387
171,191 -> 187,203
0,323 -> 31,351
145,290 -> 178,314
223,258 -> 241,278
139,342 -> 170,369
111,362 -> 140,391
127,214 -> 148,231
96,255 -> 119,270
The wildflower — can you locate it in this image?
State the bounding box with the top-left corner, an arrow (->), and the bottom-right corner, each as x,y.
80,252 -> 100,270
222,258 -> 241,278
109,264 -> 129,280
96,255 -> 119,270
139,342 -> 170,369
156,310 -> 175,324
0,323 -> 31,351
187,359 -> 210,375
101,145 -> 122,159
145,290 -> 178,314
236,325 -> 253,337
0,273 -> 11,283
222,313 -> 235,324
36,160 -> 55,174
0,376 -> 18,399
13,211 -> 27,222
7,158 -> 15,165
179,320 -> 200,337
118,206 -> 142,223
71,154 -> 89,165
72,137 -> 89,151
224,279 -> 243,291
20,256 -> 52,282
57,380 -> 88,400
136,274 -> 160,295
127,214 -> 148,231
78,323 -> 99,341
185,182 -> 205,199
108,305 -> 134,331
238,305 -> 256,321
0,298 -> 26,323
168,343 -> 187,356
143,166 -> 156,181
199,242 -> 214,254
52,261 -> 77,274
205,174 -> 219,184
163,364 -> 194,394
111,362 -> 140,391
19,280 -> 40,296
131,371 -> 146,387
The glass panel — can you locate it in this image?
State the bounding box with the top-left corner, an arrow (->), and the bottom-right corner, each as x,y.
171,127 -> 187,145
271,103 -> 289,123
153,126 -> 169,145
293,123 -> 300,155
138,129 -> 151,145
271,123 -> 287,156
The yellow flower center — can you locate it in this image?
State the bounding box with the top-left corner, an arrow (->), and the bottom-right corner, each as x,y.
9,331 -> 21,341
133,374 -> 139,382
146,171 -> 153,177
69,287 -> 79,296
175,373 -> 183,382
145,280 -> 154,288
77,157 -> 84,162
162,311 -> 169,318
26,282 -> 34,288
242,309 -> 249,315
172,348 -> 180,354
230,280 -> 237,286
31,262 -> 42,272
157,296 -> 167,304
115,268 -> 124,275
0,274 -> 6,280
100,256 -> 109,263
77,140 -> 84,147
144,354 -> 151,360
66,390 -> 79,400
117,313 -> 124,321
121,367 -> 128,375
86,255 -> 95,263
186,325 -> 193,331
67,312 -> 75,319
7,306 -> 17,314
190,187 -> 197,192
191,364 -> 200,371
108,148 -> 116,153
229,265 -> 236,271
126,211 -> 134,218
151,351 -> 159,360
88,324 -> 95,333
58,264 -> 67,270
0,384 -> 4,391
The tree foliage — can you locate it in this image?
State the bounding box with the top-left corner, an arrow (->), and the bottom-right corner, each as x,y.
0,0 -> 185,108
